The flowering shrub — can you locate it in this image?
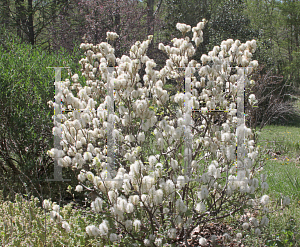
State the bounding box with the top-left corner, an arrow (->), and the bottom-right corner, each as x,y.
46,20 -> 291,246
0,193 -> 92,246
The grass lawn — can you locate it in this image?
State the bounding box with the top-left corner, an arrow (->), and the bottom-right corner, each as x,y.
219,125 -> 300,247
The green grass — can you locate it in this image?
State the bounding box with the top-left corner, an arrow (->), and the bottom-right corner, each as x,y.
256,125 -> 300,202
219,125 -> 300,247
256,125 -> 300,247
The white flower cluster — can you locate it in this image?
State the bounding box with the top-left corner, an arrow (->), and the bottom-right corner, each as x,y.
86,219 -> 110,237
176,23 -> 191,34
106,31 -> 119,41
46,19 -> 292,246
42,200 -> 70,232
192,19 -> 206,47
248,93 -> 257,105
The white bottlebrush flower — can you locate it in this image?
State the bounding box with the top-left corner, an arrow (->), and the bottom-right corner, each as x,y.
248,94 -> 257,105
86,171 -> 94,181
154,189 -> 164,205
141,194 -> 150,207
165,179 -> 175,195
126,202 -> 134,213
249,60 -> 259,69
130,195 -> 140,205
99,220 -> 109,236
282,196 -> 290,206
163,207 -> 170,214
242,222 -> 249,230
62,156 -> 72,167
260,215 -> 269,227
199,237 -> 207,246
47,148 -> 64,158
86,225 -> 94,237
158,43 -> 165,51
73,119 -> 81,130
62,221 -> 71,232
249,217 -> 259,227
176,23 -> 191,34
108,190 -> 118,204
84,152 -> 93,161
175,199 -> 187,213
91,197 -> 103,213
254,228 -> 261,235
78,172 -> 86,182
170,158 -> 178,170
168,228 -> 177,239
201,173 -> 210,184
106,31 -> 119,41
236,232 -> 242,240
261,182 -> 269,191
260,173 -> 268,182
195,202 -> 206,213
207,164 -> 217,176
86,225 -> 100,237
194,37 -> 202,46
75,185 -> 83,192
109,233 -> 118,242
50,210 -> 62,222
142,175 -> 155,192
52,203 -> 60,212
42,199 -> 51,210
260,195 -> 270,206
75,140 -> 82,149
148,155 -> 157,166
71,73 -> 79,83
198,185 -> 209,200
87,143 -> 95,153
137,132 -> 145,143
125,220 -> 133,230
176,176 -> 186,189
144,239 -> 151,246
154,238 -> 162,246
133,219 -> 141,232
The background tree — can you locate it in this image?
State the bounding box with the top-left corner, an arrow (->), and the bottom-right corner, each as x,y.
0,0 -> 72,48
245,0 -> 300,86
48,0 -> 165,57
158,0 -> 257,61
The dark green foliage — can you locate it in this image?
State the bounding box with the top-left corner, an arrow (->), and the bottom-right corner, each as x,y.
208,0 -> 259,48
159,0 -> 258,60
0,30 -> 85,205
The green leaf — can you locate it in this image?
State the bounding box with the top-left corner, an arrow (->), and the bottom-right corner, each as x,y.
275,240 -> 285,247
185,209 -> 192,217
249,194 -> 255,199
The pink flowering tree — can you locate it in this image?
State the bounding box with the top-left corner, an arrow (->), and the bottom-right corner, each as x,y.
48,0 -> 165,59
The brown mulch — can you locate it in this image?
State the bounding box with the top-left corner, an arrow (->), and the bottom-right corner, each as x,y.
177,221 -> 243,247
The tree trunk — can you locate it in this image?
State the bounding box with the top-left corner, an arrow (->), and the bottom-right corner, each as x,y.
114,2 -> 121,58
146,0 -> 155,58
15,0 -> 27,41
147,0 -> 154,36
28,0 -> 35,45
